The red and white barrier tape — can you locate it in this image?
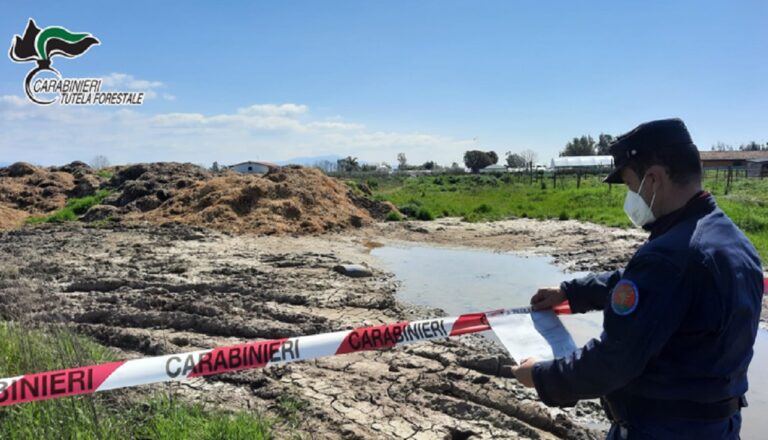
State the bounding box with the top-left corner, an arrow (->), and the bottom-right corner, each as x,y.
0,302 -> 573,407
5,275 -> 767,410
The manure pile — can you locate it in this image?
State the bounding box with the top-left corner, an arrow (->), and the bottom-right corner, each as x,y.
0,162 -> 395,234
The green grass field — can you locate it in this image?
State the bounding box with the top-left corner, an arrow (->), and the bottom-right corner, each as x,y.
364,172 -> 768,261
0,322 -> 285,439
25,189 -> 113,224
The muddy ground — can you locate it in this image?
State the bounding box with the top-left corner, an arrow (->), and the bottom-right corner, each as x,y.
0,219 -> 649,439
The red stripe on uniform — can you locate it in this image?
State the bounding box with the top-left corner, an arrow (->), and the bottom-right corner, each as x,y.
335,322 -> 410,355
553,300 -> 572,315
0,360 -> 125,407
449,313 -> 490,336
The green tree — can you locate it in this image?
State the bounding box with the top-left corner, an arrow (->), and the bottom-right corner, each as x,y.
464,150 -> 496,173
711,142 -> 734,151
506,152 -> 526,168
337,156 -> 360,172
397,153 -> 408,170
597,133 -> 614,155
739,141 -> 765,151
561,135 -> 596,156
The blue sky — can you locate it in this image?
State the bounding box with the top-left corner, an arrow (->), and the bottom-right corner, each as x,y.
1,1 -> 766,167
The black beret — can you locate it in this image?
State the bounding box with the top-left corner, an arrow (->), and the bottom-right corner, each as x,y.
604,118 -> 696,184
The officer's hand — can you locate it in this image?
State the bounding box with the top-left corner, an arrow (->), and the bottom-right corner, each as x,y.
510,357 -> 536,388
531,287 -> 565,311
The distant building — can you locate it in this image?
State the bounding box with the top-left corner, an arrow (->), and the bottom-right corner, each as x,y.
550,155 -> 613,170
227,161 -> 278,174
699,151 -> 768,170
480,164 -> 508,173
396,169 -> 433,176
747,158 -> 768,178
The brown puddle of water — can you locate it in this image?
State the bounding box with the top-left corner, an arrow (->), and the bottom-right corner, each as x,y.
361,240 -> 385,253
372,243 -> 768,439
371,243 -> 599,337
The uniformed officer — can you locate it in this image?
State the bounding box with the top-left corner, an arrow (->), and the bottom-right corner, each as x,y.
510,118 -> 764,439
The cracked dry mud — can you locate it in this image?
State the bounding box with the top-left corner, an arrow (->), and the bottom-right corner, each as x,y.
0,220 -> 635,439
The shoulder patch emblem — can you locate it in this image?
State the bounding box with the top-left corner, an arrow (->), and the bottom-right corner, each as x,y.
611,280 -> 639,316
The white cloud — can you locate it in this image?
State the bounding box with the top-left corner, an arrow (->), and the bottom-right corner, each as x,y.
0,95 -> 28,107
237,103 -> 308,116
307,121 -> 364,130
149,107 -> 307,132
99,73 -> 172,100
151,112 -> 207,126
0,96 -> 473,167
100,73 -> 162,90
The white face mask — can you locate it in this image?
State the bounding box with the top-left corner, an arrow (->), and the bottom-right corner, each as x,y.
624,175 -> 656,227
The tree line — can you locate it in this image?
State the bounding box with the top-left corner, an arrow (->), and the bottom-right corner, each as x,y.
324,134 -> 767,176
559,134 -> 614,156
462,133 -> 617,173
711,141 -> 768,152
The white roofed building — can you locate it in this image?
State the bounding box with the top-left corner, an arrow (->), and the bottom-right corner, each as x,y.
550,156 -> 614,170
227,161 -> 278,174
480,164 -> 509,173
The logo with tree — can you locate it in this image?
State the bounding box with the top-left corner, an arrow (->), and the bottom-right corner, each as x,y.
8,19 -> 99,104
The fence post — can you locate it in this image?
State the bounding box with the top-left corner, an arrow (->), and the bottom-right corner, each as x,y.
529,162 -> 533,185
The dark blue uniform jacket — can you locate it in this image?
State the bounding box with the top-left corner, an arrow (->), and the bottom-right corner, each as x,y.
533,193 -> 764,411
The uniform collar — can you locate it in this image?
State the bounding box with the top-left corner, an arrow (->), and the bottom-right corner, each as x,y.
644,191 -> 715,240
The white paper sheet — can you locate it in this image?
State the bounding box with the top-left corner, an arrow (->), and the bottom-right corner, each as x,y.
487,309 -> 577,362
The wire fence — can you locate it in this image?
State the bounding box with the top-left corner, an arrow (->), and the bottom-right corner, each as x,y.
331,164 -> 767,194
